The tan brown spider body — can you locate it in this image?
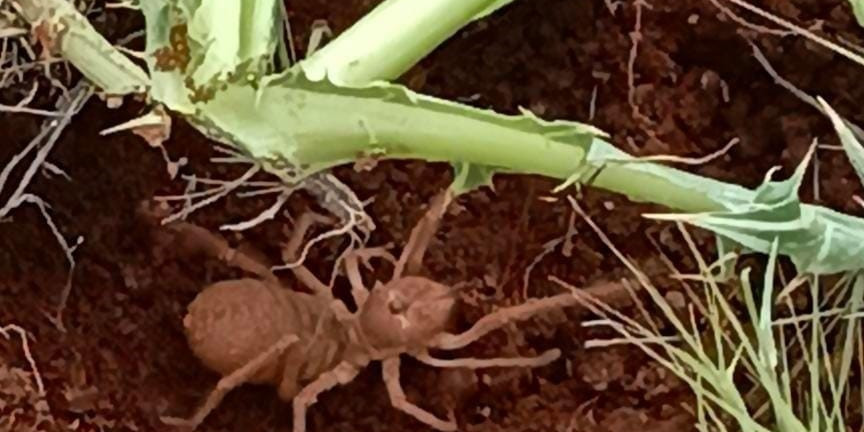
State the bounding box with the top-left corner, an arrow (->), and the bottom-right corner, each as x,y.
153,190 -> 580,432
182,278 -> 349,400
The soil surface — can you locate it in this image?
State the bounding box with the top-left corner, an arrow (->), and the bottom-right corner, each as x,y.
1,0 -> 863,431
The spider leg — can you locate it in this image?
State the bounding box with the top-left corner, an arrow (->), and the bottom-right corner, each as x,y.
161,334 -> 299,429
292,361 -> 362,432
281,212 -> 336,299
344,246 -> 396,308
431,293 -> 579,350
431,280 -> 634,351
393,189 -> 452,279
412,348 -> 561,369
156,217 -> 278,284
382,357 -> 457,431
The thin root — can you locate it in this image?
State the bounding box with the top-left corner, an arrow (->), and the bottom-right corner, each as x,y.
0,324 -> 45,396
0,82 -> 91,332
155,165 -> 261,225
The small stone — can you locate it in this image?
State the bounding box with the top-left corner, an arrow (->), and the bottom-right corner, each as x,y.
664,291 -> 686,310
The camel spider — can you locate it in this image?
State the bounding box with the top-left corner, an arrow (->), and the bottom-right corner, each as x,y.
154,189 -> 580,432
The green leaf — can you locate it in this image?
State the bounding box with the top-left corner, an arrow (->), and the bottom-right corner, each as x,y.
850,0 -> 864,27
139,0 -> 281,113
648,144 -> 864,274
186,0 -> 280,85
471,0 -> 517,22
818,97 -> 864,188
450,162 -> 497,194
139,0 -> 193,113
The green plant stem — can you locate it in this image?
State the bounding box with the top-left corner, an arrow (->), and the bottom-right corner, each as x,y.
287,0 -> 753,211
199,73 -> 752,213
12,0 -> 149,95
14,0 -> 864,274
296,0 -> 507,85
14,0 -> 743,214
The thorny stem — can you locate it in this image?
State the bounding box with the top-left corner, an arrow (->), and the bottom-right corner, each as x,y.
0,0 -> 765,218
12,0 -> 864,274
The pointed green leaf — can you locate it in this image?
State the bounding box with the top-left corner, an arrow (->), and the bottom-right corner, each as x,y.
648,144 -> 864,274
450,162 -> 497,194
818,97 -> 864,188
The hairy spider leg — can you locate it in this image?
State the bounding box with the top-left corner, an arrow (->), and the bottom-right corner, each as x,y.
412,348 -> 561,369
163,219 -> 279,285
161,334 -> 300,429
431,293 -> 580,350
343,246 -> 397,308
292,360 -> 363,432
382,357 -> 457,431
393,189 -> 453,279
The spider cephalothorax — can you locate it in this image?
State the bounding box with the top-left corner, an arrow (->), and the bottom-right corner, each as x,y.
358,276 -> 456,350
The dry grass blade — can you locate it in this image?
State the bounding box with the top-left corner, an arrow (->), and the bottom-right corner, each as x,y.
723,0 -> 864,67
751,43 -> 864,142
568,191 -> 864,431
707,0 -> 793,36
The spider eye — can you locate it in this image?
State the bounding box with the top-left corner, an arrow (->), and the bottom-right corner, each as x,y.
388,298 -> 405,314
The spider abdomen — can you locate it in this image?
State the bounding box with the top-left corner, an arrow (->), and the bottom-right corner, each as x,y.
183,278 -> 294,383
182,278 -> 351,390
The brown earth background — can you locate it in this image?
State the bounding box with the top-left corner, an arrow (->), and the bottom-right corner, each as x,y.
1,0 -> 863,431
